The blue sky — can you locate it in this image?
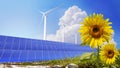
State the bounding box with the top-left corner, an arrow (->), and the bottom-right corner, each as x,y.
0,0 -> 120,48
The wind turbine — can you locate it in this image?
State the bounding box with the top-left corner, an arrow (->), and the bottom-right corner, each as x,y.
61,24 -> 66,42
39,7 -> 58,40
75,34 -> 78,44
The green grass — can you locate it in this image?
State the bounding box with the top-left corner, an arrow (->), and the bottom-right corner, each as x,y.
20,52 -> 93,66
5,49 -> 120,68
21,56 -> 80,66
9,51 -> 120,67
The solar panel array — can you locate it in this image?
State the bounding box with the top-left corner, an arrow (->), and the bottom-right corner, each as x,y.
0,35 -> 93,63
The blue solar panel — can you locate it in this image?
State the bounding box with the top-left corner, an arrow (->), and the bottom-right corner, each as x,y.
0,35 -> 94,63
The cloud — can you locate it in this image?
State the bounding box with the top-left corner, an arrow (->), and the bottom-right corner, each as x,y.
47,5 -> 87,44
59,6 -> 87,26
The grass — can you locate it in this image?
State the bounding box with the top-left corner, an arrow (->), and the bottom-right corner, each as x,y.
20,52 -> 93,66
3,48 -> 120,68
7,51 -> 120,67
21,56 -> 81,66
20,52 -> 107,68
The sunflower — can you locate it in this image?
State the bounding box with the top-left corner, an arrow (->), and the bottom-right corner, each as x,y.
78,13 -> 114,48
99,43 -> 118,64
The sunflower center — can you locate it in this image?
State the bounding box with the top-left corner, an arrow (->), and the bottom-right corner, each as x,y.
107,50 -> 114,58
89,25 -> 103,38
93,27 -> 99,33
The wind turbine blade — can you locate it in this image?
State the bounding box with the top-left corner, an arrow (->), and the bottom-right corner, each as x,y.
45,7 -> 59,14
39,11 -> 44,14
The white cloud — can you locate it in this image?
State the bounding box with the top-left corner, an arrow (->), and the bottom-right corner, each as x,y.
47,5 -> 87,44
59,6 -> 87,26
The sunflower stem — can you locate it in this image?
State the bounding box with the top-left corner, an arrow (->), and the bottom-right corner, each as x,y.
109,65 -> 112,68
97,46 -> 100,64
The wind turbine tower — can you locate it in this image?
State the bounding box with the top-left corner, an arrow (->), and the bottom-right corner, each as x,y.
75,34 -> 78,44
40,7 -> 58,40
62,24 -> 66,42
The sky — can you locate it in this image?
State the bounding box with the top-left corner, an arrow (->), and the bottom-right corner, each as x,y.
0,0 -> 120,48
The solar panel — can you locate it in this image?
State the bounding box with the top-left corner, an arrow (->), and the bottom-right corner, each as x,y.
0,35 -> 94,63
